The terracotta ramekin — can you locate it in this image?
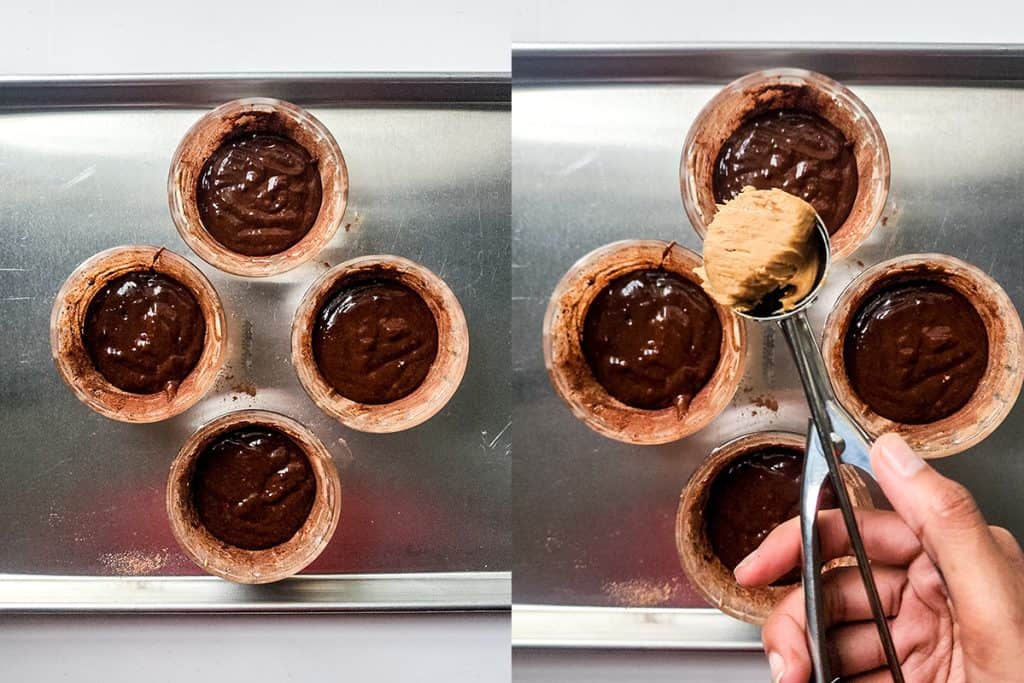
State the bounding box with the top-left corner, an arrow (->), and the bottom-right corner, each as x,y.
167,410 -> 342,584
675,430 -> 873,625
681,68 -> 890,260
291,255 -> 469,433
51,245 -> 226,423
542,240 -> 747,445
168,97 -> 348,277
822,253 -> 1024,459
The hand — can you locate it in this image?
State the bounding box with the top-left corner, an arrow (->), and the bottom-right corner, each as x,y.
733,433 -> 1024,682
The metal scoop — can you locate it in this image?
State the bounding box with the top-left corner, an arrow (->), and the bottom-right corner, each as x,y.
732,218 -> 903,683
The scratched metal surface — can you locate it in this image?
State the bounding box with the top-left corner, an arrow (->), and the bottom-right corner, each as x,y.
511,47 -> 1024,616
0,76 -> 511,599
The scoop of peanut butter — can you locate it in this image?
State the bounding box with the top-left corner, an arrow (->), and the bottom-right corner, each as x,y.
697,187 -> 821,314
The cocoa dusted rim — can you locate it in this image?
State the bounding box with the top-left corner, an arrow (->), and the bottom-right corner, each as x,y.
542,240 -> 747,445
822,253 -> 1024,459
291,255 -> 470,434
675,431 -> 873,625
681,68 -> 890,260
168,97 -> 349,277
166,409 -> 342,584
50,245 -> 226,423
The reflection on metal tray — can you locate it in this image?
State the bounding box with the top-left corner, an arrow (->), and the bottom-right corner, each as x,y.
0,73 -> 510,612
511,44 -> 1024,648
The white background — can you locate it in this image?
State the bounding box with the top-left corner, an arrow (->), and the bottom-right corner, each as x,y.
511,0 -> 1022,44
2,614 -> 510,681
1,1 -> 1018,681
3,0 -> 510,74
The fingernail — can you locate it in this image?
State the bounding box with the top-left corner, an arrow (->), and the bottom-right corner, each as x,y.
877,433 -> 925,478
733,548 -> 758,578
768,651 -> 785,683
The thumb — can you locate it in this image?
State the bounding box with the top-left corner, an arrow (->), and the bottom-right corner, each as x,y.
870,432 -> 1005,608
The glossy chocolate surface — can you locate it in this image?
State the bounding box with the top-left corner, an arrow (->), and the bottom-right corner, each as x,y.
192,427 -> 316,550
713,109 -> 858,234
706,447 -> 836,585
581,269 -> 722,410
197,133 -> 322,256
844,280 -> 988,424
313,278 -> 439,405
83,271 -> 205,394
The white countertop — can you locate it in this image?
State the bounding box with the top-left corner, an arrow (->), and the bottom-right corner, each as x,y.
1,613 -> 510,681
510,0 -> 1021,44
3,0 -> 509,74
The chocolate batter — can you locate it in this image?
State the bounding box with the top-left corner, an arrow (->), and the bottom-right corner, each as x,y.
706,447 -> 836,585
313,278 -> 439,405
844,280 -> 988,424
192,427 -> 316,550
713,109 -> 859,234
581,269 -> 722,410
83,271 -> 205,394
197,133 -> 322,256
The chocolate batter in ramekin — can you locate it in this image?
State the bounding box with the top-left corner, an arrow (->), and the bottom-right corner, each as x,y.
196,132 -> 323,257
313,278 -> 439,405
713,109 -> 858,233
51,246 -> 226,423
83,270 -> 205,394
169,98 -> 348,277
681,69 -> 890,259
706,446 -> 837,585
292,255 -> 469,433
167,410 -> 342,584
676,431 -> 872,625
543,241 -> 746,445
823,254 -> 1024,458
192,426 -> 317,550
581,268 -> 722,410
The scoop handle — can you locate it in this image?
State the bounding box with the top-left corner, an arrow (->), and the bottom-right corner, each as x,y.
779,313 -> 904,683
801,424 -> 833,683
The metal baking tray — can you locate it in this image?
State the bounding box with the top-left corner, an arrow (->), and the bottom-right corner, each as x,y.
511,44 -> 1024,648
0,73 -> 510,612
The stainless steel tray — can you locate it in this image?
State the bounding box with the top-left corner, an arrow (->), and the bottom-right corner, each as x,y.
0,73 -> 510,612
511,44 -> 1024,648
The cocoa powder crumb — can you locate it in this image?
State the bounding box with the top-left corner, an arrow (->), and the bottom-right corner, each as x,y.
99,550 -> 167,575
603,578 -> 680,606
